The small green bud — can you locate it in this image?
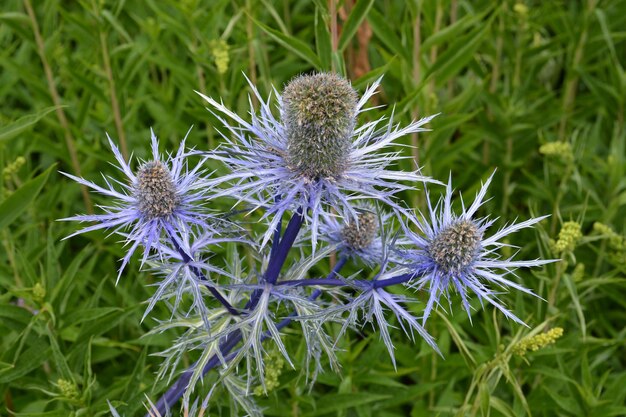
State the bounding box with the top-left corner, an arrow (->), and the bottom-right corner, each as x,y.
513,3 -> 529,17
593,222 -> 626,268
33,282 -> 46,303
57,378 -> 80,402
3,155 -> 27,179
513,327 -> 564,356
282,73 -> 358,179
253,350 -> 285,396
539,141 -> 574,163
210,39 -> 229,75
572,263 -> 585,282
554,221 -> 582,254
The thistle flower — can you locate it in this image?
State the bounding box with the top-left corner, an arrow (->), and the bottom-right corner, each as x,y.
196,73 -> 437,248
61,129 -> 211,279
396,173 -> 551,325
319,208 -> 403,265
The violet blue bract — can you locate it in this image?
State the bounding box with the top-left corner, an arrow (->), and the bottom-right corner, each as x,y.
395,173 -> 552,325
195,73 -> 439,250
61,128 -> 213,281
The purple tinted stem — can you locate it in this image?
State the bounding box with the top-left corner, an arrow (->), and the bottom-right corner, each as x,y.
276,272 -> 416,290
246,207 -> 304,313
262,256 -> 347,336
264,207 -> 304,284
372,273 -> 415,288
150,330 -> 243,414
149,256 -> 348,416
166,229 -> 240,316
269,196 -> 282,260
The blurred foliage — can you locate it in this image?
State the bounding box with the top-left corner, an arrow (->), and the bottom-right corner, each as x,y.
1,0 -> 625,416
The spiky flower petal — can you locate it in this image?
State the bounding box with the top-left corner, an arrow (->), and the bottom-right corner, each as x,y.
61,128 -> 212,279
196,74 -> 438,248
396,173 -> 552,325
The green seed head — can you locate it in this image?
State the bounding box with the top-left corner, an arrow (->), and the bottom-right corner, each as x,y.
429,220 -> 482,274
282,73 -> 358,179
135,161 -> 180,219
341,211 -> 378,251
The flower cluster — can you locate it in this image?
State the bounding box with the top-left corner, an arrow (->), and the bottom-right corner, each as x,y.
64,73 -> 551,416
513,327 -> 564,356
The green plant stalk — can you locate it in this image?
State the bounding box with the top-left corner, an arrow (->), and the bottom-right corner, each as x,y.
23,0 -> 93,213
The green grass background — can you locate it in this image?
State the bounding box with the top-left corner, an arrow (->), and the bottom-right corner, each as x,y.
1,0 -> 625,416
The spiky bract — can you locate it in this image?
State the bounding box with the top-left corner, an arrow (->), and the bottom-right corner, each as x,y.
396,173 -> 551,324
312,260 -> 441,367
196,74 -> 437,248
61,128 -> 211,279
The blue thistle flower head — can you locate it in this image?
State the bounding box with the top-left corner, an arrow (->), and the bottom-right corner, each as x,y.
396,172 -> 552,325
319,207 -> 403,266
61,128 -> 212,280
282,73 -> 358,179
196,73 -> 438,248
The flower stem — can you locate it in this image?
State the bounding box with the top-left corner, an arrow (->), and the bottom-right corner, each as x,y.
270,196 -> 283,260
149,255 -> 347,416
166,229 -> 240,316
276,271 -> 416,290
246,207 -> 305,313
265,207 -> 304,284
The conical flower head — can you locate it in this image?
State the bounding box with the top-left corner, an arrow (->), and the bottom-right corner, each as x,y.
396,173 -> 553,325
428,219 -> 482,274
135,161 -> 181,219
341,211 -> 378,251
282,73 -> 358,179
62,129 -> 214,279
197,75 -> 437,249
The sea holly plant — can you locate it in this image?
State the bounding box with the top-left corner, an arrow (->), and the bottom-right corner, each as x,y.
64,73 -> 550,416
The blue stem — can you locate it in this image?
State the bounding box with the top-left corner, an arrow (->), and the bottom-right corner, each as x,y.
261,256 -> 347,337
265,206 -> 304,284
149,255 -> 347,417
246,207 -> 304,313
371,273 -> 415,289
269,196 -> 282,260
276,272 -> 416,290
166,229 -> 240,316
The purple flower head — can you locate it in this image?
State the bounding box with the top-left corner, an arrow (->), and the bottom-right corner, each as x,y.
396,172 -> 552,325
196,73 -> 438,249
319,207 -> 406,266
61,128 -> 212,280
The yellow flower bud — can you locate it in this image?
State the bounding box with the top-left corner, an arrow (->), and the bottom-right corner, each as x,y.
513,327 -> 564,356
539,142 -> 574,163
210,39 -> 230,75
554,221 -> 582,253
